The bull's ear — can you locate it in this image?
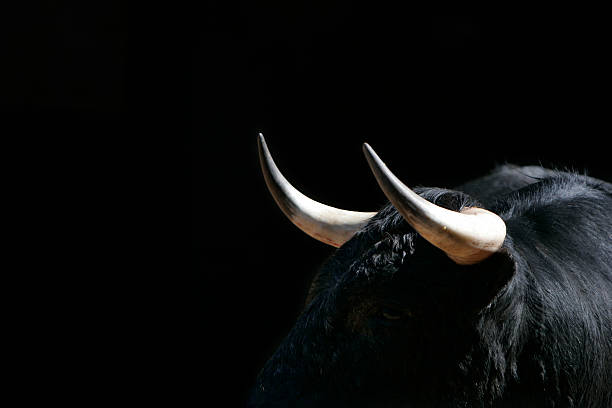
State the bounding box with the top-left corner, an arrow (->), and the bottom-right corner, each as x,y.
463,249 -> 517,312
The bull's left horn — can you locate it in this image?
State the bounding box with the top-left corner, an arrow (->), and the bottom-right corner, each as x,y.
362,143 -> 506,265
258,133 -> 376,247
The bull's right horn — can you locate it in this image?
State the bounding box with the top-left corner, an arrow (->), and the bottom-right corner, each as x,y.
362,143 -> 506,265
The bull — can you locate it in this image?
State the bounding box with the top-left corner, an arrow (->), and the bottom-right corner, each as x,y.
249,133 -> 612,407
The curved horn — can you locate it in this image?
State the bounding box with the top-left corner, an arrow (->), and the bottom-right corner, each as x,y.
258,133 -> 376,247
362,143 -> 506,265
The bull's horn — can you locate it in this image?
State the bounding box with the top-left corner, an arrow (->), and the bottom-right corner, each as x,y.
362,143 -> 506,265
258,133 -> 376,247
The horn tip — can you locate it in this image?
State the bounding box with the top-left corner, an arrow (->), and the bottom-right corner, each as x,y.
362,142 -> 382,169
257,133 -> 268,152
362,142 -> 375,157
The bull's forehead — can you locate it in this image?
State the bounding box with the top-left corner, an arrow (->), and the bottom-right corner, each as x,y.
310,221 -> 478,313
307,227 -> 417,299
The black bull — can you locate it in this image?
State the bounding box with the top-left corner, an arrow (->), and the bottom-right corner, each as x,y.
249,159 -> 612,407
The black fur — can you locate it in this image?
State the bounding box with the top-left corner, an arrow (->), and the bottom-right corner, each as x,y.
249,166 -> 612,407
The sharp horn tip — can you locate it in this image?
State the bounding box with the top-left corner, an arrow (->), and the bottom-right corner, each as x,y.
257,133 -> 267,148
362,143 -> 382,165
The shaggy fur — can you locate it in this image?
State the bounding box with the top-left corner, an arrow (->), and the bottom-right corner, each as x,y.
250,166 -> 612,407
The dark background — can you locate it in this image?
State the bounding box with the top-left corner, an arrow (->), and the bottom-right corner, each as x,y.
5,2 -> 609,406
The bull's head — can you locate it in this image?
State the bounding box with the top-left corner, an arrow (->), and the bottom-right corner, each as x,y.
250,134 -> 515,407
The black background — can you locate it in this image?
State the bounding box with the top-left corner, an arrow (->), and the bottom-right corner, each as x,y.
5,3 -> 610,406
